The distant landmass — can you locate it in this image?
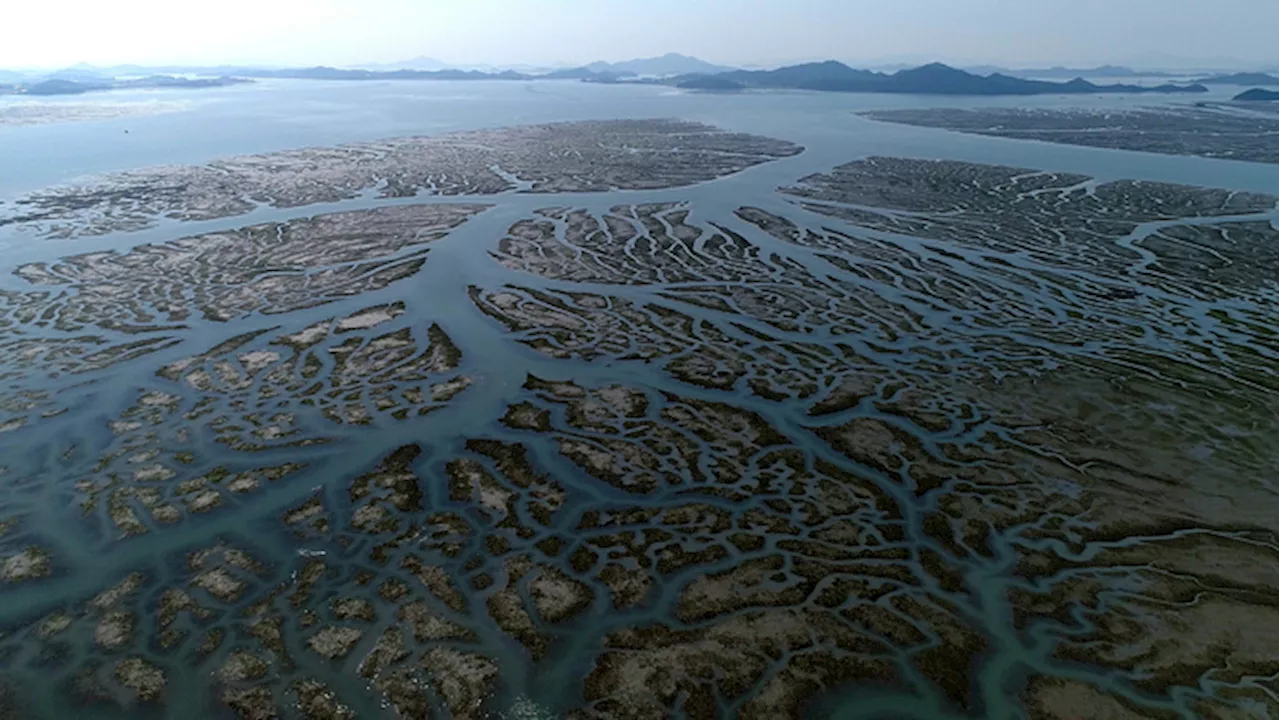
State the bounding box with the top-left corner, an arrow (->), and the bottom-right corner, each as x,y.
1196,72 -> 1280,86
665,62 -> 1208,96
347,53 -> 733,78
0,59 -> 1213,98
584,53 -> 735,77
966,64 -> 1176,79
540,67 -> 636,83
36,66 -> 112,83
120,75 -> 252,89
539,66 -> 620,80
0,75 -> 252,96
22,79 -> 102,96
1232,88 -> 1280,102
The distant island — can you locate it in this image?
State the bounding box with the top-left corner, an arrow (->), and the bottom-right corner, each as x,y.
583,53 -> 735,77
1,75 -> 252,97
0,58 -> 1219,98
964,64 -> 1177,79
1195,72 -> 1280,86
1232,88 -> 1280,102
539,66 -> 622,80
659,62 -> 1207,96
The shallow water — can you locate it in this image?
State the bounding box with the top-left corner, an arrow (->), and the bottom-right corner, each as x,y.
0,80 -> 1276,719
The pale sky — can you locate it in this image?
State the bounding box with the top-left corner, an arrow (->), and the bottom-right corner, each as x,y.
5,0 -> 1277,70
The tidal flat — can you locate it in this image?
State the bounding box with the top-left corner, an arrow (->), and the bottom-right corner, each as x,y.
0,119 -> 800,239
860,106 -> 1279,163
0,107 -> 1275,720
0,99 -> 189,128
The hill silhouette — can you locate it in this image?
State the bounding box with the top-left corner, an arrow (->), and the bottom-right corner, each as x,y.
1197,72 -> 1280,85
1232,88 -> 1279,101
673,61 -> 1208,95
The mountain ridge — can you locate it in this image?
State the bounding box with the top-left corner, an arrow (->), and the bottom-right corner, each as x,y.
583,53 -> 735,76
1195,72 -> 1280,86
665,61 -> 1208,95
1,60 -> 1210,97
964,64 -> 1176,79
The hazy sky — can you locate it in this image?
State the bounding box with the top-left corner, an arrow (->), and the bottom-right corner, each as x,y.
5,0 -> 1277,69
